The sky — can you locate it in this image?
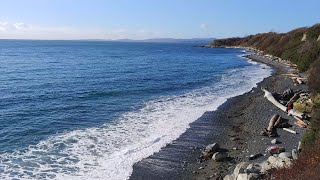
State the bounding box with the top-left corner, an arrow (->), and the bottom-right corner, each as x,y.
0,0 -> 319,40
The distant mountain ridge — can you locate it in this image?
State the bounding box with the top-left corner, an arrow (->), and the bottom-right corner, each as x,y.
115,38 -> 215,44
210,24 -> 320,71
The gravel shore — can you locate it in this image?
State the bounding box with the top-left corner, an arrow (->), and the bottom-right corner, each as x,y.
130,53 -> 308,180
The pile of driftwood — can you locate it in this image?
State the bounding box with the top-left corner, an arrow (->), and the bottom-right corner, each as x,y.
261,88 -> 310,137
262,88 -> 310,120
282,73 -> 307,85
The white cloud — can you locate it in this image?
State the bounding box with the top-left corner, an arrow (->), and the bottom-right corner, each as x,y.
200,23 -> 208,30
0,21 -> 163,40
13,23 -> 29,30
0,22 -> 29,32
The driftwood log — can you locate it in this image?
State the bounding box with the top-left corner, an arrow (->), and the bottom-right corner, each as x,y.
293,116 -> 308,128
267,114 -> 280,131
262,88 -> 306,119
262,88 -> 286,111
261,114 -> 287,137
288,109 -> 305,119
286,93 -> 300,107
281,73 -> 300,77
296,78 -> 303,84
295,121 -> 307,128
283,128 -> 297,134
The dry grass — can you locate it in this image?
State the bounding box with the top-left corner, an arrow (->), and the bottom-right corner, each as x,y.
270,139 -> 320,180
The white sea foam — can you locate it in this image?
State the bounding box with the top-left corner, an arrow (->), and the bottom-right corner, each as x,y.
0,63 -> 272,180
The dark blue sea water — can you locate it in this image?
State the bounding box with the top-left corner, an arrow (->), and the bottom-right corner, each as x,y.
0,40 -> 271,179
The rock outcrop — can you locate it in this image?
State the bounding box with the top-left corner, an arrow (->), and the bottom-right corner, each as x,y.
301,33 -> 307,41
224,154 -> 294,180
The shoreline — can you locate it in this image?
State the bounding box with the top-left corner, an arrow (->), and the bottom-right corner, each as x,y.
129,53 -> 308,180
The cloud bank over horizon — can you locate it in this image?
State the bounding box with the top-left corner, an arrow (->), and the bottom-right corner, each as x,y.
0,21 -> 168,40
0,21 -> 212,40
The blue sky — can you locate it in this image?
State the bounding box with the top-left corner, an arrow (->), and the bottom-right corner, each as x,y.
0,0 -> 319,40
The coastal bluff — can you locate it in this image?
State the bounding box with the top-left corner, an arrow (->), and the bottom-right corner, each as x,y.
209,24 -> 320,72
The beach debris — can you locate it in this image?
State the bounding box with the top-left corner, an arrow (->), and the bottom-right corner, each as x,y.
212,152 -> 228,162
271,139 -> 280,144
199,166 -> 204,170
292,149 -> 298,160
267,146 -> 285,155
249,153 -> 263,160
283,128 -> 297,134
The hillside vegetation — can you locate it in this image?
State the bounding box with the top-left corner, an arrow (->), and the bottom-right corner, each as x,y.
210,24 -> 320,71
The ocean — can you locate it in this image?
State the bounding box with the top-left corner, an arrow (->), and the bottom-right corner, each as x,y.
0,40 -> 272,179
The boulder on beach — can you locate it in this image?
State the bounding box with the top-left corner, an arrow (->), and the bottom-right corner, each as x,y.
212,152 -> 228,162
278,152 -> 292,159
271,139 -> 280,144
245,164 -> 262,174
205,143 -> 220,153
292,149 -> 298,160
233,162 -> 250,176
201,143 -> 220,160
223,174 -> 236,180
249,153 -> 263,160
267,155 -> 292,169
237,173 -> 259,180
